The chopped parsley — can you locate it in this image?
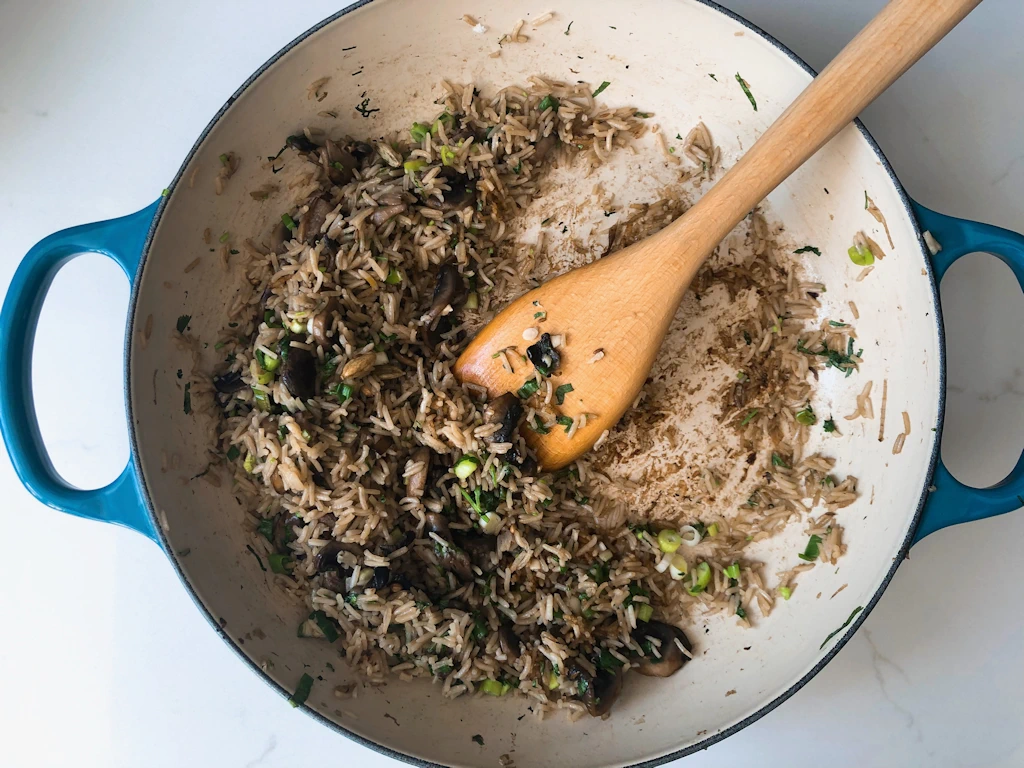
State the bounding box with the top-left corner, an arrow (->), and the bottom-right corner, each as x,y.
555,383 -> 574,405
289,673 -> 314,707
823,418 -> 838,434
820,606 -> 864,650
460,487 -> 501,517
794,245 -> 821,256
472,735 -> 485,746
592,81 -> 611,98
183,383 -> 192,415
798,534 -> 823,562
176,314 -> 191,334
556,415 -> 574,433
796,337 -> 862,376
735,73 -> 757,111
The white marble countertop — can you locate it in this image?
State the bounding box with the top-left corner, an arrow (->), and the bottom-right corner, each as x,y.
1,1 -> 1022,766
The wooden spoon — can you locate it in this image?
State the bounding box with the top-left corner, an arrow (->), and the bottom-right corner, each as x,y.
455,0 -> 980,470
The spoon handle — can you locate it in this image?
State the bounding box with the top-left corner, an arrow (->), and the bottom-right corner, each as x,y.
652,0 -> 982,276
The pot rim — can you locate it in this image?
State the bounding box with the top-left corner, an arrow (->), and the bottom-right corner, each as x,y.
125,1 -> 945,765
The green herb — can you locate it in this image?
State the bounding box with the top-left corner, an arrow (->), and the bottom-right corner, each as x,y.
592,81 -> 611,98
796,338 -> 861,376
310,611 -> 340,642
794,245 -> 821,256
226,445 -> 241,462
735,73 -> 757,111
471,615 -> 489,641
403,158 -> 427,173
828,320 -> 848,327
724,563 -> 740,580
634,111 -> 653,118
531,416 -> 550,434
740,409 -> 759,427
555,383 -> 574,405
439,145 -> 456,167
517,379 -> 540,399
245,544 -> 266,571
256,517 -> 273,541
472,735 -> 485,746
597,649 -> 624,671
479,678 -> 512,697
176,315 -> 191,334
796,407 -> 816,426
460,487 -> 501,517
384,267 -> 402,285
820,606 -> 864,650
798,534 -> 823,562
538,94 -> 559,112
736,604 -> 747,619
534,311 -> 546,320
556,415 -> 574,433
289,673 -> 314,707
432,112 -> 454,133
848,243 -> 874,266
409,122 -> 431,142
281,213 -> 297,231
345,593 -> 359,606
219,231 -> 230,243
778,586 -> 792,600
636,603 -> 654,622
326,382 -> 353,402
268,553 -> 293,573
823,418 -> 837,433
687,562 -> 712,595
771,452 -> 789,468
183,383 -> 192,415
588,561 -> 610,584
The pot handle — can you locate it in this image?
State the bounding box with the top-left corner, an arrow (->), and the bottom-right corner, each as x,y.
911,201 -> 1024,542
0,200 -> 161,542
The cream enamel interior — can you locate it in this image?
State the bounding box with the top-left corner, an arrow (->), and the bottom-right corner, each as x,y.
129,1 -> 941,766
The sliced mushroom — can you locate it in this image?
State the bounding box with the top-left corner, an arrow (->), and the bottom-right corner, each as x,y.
341,138 -> 373,160
321,138 -> 358,185
269,220 -> 290,253
498,625 -> 522,662
368,566 -> 392,590
213,370 -> 245,394
567,663 -> 623,717
310,297 -> 339,348
632,622 -> 691,678
297,197 -> 334,245
422,315 -> 453,353
453,531 -> 493,562
313,539 -> 362,573
532,134 -> 557,162
484,393 -> 523,444
424,264 -> 464,325
380,530 -> 415,556
424,513 -> 472,580
280,344 -> 316,401
372,435 -> 395,455
526,333 -> 560,376
437,175 -> 477,212
405,447 -> 431,499
272,513 -> 304,552
370,203 -> 407,227
286,134 -> 319,154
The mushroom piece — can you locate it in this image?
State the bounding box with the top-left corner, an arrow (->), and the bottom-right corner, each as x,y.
297,196 -> 334,245
310,296 -> 339,349
405,447 -> 431,499
313,539 -> 362,573
272,513 -> 304,553
381,530 -> 415,556
370,203 -> 408,227
280,344 -> 316,401
526,333 -> 560,376
321,138 -> 358,185
368,566 -> 392,590
422,315 -> 453,353
437,175 -> 477,212
567,663 -> 624,717
484,393 -> 523,444
632,622 -> 691,678
269,220 -> 290,253
424,264 -> 465,326
213,370 -> 245,394
340,138 -> 373,160
424,512 -> 473,580
498,625 -> 522,663
286,134 -> 319,153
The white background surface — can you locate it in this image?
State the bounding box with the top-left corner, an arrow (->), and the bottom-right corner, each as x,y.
1,1 -> 1022,766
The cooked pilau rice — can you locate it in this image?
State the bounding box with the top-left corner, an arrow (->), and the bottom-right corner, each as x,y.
199,77 -> 859,718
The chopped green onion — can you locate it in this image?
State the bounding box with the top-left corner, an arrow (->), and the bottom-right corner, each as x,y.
771,452 -> 789,468
252,389 -> 270,412
403,159 -> 428,173
592,81 -> 611,98
634,111 -> 653,118
795,407 -> 816,426
439,145 -> 456,166
384,267 -> 402,285
517,379 -> 540,399
735,72 -> 757,111
736,604 -> 747,619
555,383 -> 574,405
219,153 -> 229,166
281,213 -> 298,232
479,678 -> 511,696
256,518 -> 274,542
409,122 -> 430,142
453,454 -> 481,479
706,523 -> 719,537
668,553 -> 688,580
286,318 -> 304,333
478,511 -> 503,535
588,561 -> 609,584
531,416 -> 550,434
258,349 -> 280,372
545,666 -> 560,690
269,553 -> 292,574
161,188 -> 170,197
288,672 -> 314,707
724,563 -> 740,580
819,606 -> 864,649
464,292 -> 479,310
432,112 -> 454,134
597,649 -> 624,671
635,603 -> 654,622
828,320 -> 848,328
778,586 -> 792,600
794,245 -> 821,256
798,534 -> 823,562
687,561 -> 712,595
219,231 -> 230,243
556,415 -> 574,433
538,94 -> 559,112
310,610 -> 340,642
657,529 -> 682,554
823,418 -> 837,433
176,314 -> 191,334
848,244 -> 874,266
740,409 -> 759,427
226,445 -> 241,462
256,368 -> 274,386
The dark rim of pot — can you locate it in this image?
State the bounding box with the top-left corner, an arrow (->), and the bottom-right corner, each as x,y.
124,1 -> 945,765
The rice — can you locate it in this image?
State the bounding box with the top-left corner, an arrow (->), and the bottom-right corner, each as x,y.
207,78 -> 859,720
